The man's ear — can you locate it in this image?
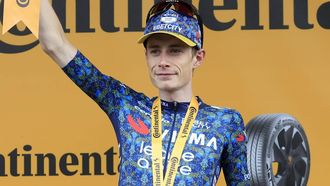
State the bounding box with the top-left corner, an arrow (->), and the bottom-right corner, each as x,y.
193,49 -> 206,68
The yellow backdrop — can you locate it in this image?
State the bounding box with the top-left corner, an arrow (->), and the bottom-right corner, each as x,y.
1,0 -> 329,185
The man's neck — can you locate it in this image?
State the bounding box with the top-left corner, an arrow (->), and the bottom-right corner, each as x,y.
159,85 -> 193,103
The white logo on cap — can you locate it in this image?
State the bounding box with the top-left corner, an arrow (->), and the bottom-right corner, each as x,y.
161,17 -> 177,24
153,24 -> 182,33
161,11 -> 178,24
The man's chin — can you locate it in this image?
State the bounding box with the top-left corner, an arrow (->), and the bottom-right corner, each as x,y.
154,83 -> 177,92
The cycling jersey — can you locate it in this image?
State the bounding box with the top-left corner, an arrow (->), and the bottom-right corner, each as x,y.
62,51 -> 251,186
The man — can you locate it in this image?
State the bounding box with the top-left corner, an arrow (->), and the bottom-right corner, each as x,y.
39,0 -> 251,185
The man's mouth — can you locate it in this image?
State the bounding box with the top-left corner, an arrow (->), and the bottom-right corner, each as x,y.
156,73 -> 176,76
155,72 -> 177,79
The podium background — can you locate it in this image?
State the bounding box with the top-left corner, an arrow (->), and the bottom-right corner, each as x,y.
1,0 -> 329,185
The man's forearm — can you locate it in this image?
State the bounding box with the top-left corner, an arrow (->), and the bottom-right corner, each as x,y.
39,0 -> 76,68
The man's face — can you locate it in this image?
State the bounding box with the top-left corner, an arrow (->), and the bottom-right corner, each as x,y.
145,34 -> 203,92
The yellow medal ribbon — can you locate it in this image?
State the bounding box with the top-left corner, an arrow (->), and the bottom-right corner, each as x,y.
151,97 -> 199,186
2,0 -> 40,38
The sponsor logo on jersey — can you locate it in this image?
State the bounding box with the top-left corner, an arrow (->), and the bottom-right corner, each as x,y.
236,133 -> 245,142
127,115 -> 149,135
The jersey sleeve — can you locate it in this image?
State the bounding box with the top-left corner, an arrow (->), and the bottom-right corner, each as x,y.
220,110 -> 251,186
61,50 -> 144,123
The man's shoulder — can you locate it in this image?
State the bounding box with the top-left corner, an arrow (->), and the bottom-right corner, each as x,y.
202,103 -> 242,117
201,103 -> 244,126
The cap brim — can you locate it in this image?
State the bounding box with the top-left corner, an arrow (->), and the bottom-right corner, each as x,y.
137,31 -> 196,47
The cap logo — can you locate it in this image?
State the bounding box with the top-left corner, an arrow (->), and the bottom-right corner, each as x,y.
161,17 -> 177,23
161,11 -> 178,23
152,24 -> 183,33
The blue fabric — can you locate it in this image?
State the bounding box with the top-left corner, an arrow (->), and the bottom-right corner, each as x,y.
62,51 -> 251,186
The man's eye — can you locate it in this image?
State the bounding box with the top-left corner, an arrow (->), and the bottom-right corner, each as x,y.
150,50 -> 160,55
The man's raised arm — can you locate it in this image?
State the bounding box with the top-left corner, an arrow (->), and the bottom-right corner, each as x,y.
39,0 -> 76,68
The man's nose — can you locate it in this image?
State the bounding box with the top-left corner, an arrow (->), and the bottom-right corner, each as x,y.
158,53 -> 170,68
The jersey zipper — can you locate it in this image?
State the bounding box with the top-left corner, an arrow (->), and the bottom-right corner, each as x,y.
163,101 -> 178,178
